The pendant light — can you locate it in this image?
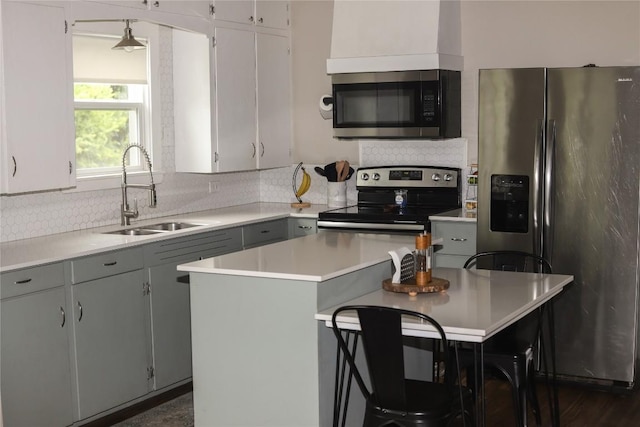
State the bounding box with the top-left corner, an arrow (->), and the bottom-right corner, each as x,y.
112,20 -> 145,52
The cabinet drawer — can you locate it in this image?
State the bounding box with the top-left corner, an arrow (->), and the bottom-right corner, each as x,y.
144,228 -> 243,266
71,247 -> 144,283
433,254 -> 470,269
1,263 -> 65,299
243,219 -> 287,248
289,218 -> 317,238
432,221 -> 477,256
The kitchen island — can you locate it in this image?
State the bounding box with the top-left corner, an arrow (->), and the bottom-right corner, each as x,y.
178,231 -> 573,427
177,232 -> 415,427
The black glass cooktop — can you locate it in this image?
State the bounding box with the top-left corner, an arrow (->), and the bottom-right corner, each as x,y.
318,204 -> 451,224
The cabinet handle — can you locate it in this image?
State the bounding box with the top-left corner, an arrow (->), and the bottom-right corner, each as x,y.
258,17 -> 263,23
451,237 -> 467,242
11,156 -> 16,177
298,225 -> 312,230
260,142 -> 265,157
260,230 -> 270,234
77,301 -> 83,322
69,161 -> 73,175
249,15 -> 254,22
14,278 -> 32,285
103,261 -> 118,266
60,306 -> 66,328
251,143 -> 256,158
153,1 -> 160,7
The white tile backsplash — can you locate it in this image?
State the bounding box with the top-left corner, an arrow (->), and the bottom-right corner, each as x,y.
0,27 -> 468,243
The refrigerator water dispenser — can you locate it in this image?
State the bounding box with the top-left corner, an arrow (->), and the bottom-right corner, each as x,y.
490,175 -> 529,233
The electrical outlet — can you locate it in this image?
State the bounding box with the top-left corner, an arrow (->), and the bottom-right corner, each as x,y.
209,182 -> 220,193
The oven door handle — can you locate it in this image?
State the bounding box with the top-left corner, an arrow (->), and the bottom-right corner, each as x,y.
317,220 -> 425,231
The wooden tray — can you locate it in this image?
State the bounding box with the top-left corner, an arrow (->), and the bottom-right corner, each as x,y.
382,277 -> 450,296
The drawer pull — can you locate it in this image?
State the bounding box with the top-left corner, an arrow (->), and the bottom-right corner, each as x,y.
60,307 -> 66,328
298,225 -> 313,230
103,261 -> 118,266
451,237 -> 468,242
77,301 -> 83,322
14,278 -> 32,285
260,230 -> 270,234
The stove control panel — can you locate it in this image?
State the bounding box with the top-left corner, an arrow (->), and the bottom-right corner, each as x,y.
357,166 -> 459,188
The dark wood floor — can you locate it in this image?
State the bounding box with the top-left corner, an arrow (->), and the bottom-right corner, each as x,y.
482,377 -> 640,426
89,378 -> 640,426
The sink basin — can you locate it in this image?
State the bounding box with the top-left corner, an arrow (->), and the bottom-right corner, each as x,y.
141,222 -> 204,231
104,228 -> 165,236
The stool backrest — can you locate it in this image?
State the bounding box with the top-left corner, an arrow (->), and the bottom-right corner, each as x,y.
331,305 -> 450,408
464,250 -> 552,274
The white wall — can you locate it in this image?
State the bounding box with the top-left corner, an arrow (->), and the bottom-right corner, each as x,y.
290,0 -> 640,164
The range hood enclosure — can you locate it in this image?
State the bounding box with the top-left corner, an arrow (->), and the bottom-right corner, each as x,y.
327,0 -> 463,74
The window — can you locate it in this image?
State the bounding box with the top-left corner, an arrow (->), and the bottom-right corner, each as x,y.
72,30 -> 152,179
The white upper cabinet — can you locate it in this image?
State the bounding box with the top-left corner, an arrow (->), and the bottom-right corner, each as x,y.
214,0 -> 289,29
148,0 -> 214,18
173,23 -> 291,173
213,26 -> 258,172
256,33 -> 291,169
1,1 -> 75,194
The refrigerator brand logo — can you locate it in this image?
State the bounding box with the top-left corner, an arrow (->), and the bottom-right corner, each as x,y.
618,78 -> 633,82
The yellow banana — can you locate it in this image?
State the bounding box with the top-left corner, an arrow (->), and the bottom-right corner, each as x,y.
296,167 -> 311,198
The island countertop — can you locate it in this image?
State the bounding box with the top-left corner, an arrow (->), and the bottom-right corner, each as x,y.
178,232 -> 415,282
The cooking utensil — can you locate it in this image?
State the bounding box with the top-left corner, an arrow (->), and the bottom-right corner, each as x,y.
336,161 -> 345,182
324,162 -> 338,182
314,166 -> 326,178
339,160 -> 350,181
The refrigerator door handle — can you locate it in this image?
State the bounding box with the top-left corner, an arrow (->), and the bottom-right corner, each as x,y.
543,119 -> 556,262
533,119 -> 545,257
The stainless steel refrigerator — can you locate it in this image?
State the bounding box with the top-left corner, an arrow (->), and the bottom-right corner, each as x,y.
477,66 -> 640,388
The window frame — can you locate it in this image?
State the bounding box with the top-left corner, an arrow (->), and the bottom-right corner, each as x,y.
65,21 -> 163,193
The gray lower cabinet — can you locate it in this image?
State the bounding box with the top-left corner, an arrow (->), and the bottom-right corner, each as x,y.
1,263 -> 74,427
288,217 -> 317,238
144,228 -> 243,390
70,248 -> 151,420
243,218 -> 288,248
431,220 -> 477,268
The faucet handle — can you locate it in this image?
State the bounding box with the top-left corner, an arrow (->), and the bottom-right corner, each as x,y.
149,184 -> 157,208
133,198 -> 139,215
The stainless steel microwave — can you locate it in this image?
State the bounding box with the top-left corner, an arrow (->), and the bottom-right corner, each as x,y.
331,70 -> 461,139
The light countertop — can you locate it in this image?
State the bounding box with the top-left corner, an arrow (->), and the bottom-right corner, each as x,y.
178,232 -> 415,282
430,208 -> 477,222
316,267 -> 574,342
0,203 -> 325,272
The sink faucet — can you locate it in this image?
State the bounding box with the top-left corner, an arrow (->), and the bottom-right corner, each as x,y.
121,144 -> 157,226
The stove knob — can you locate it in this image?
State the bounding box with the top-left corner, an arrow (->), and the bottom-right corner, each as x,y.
372,173 -> 381,181
361,173 -> 369,181
444,173 -> 453,182
431,173 -> 441,182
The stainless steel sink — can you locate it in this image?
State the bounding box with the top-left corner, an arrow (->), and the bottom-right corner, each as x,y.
141,222 -> 204,231
104,228 -> 165,236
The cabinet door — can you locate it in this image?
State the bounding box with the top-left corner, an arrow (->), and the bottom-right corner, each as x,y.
1,1 -> 75,194
256,0 -> 289,29
256,33 -> 291,169
173,29 -> 216,173
85,0 -> 149,10
150,0 -> 213,18
72,269 -> 151,419
1,287 -> 74,427
213,26 -> 257,172
148,262 -> 192,390
213,0 -> 254,25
